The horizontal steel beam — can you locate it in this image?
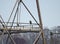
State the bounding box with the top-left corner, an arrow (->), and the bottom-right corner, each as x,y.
0,22 -> 38,25
0,28 -> 40,35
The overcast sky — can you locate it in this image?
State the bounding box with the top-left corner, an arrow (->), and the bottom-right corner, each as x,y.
0,0 -> 60,28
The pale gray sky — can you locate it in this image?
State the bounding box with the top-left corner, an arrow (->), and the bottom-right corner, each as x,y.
0,0 -> 60,28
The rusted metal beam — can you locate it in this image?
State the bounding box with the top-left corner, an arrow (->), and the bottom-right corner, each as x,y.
33,0 -> 46,44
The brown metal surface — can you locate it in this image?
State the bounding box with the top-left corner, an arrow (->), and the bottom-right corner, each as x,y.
33,0 -> 46,44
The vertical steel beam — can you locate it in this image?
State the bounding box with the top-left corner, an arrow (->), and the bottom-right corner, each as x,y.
34,0 -> 46,44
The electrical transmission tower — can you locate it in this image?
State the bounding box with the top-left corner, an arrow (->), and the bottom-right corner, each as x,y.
0,0 -> 46,44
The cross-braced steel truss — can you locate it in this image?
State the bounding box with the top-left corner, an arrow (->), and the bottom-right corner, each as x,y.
0,0 -> 46,44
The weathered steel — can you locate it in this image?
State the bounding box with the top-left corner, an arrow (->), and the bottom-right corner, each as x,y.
0,28 -> 40,35
33,0 -> 46,44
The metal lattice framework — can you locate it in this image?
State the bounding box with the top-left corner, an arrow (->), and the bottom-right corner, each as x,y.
0,0 -> 46,44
